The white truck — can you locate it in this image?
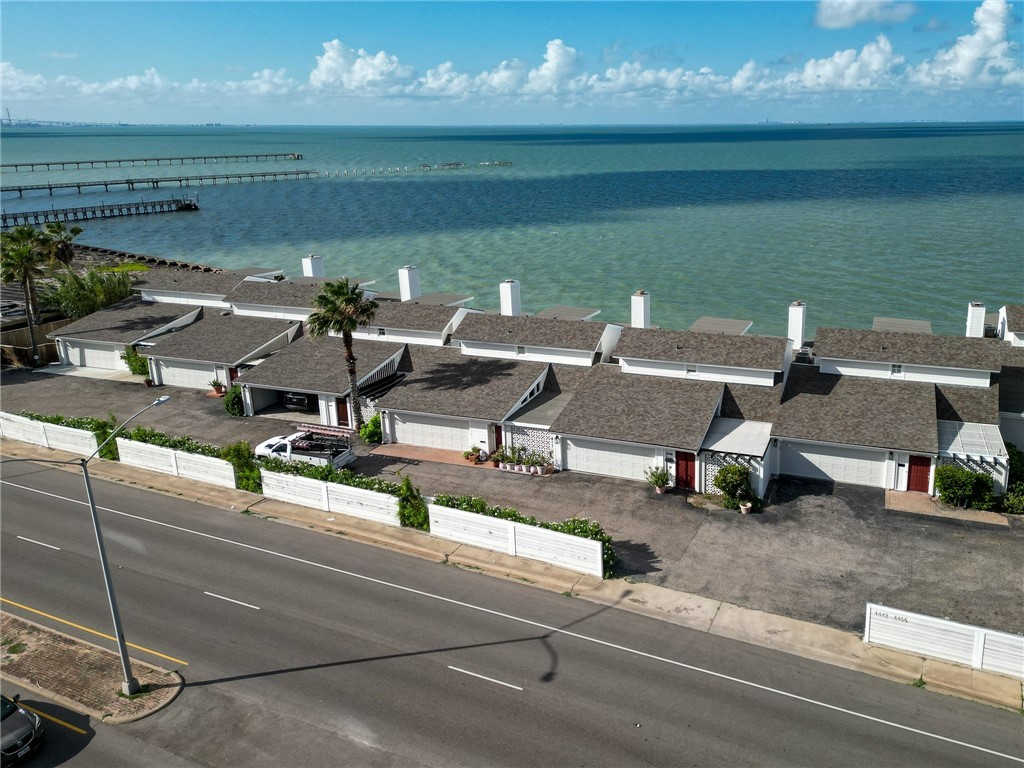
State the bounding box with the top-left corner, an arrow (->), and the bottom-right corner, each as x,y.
254,429 -> 354,469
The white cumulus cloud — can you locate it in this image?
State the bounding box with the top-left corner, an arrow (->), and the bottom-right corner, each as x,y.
910,0 -> 1021,86
309,39 -> 414,91
523,39 -> 582,94
783,34 -> 904,90
815,0 -> 918,29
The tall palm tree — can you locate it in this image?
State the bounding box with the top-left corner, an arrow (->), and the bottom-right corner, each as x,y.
42,221 -> 83,267
0,226 -> 48,364
306,278 -> 379,430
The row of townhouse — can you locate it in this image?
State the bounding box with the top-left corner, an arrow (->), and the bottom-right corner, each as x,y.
48,261 -> 1024,499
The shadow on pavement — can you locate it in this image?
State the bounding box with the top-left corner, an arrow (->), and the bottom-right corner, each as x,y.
14,695 -> 94,767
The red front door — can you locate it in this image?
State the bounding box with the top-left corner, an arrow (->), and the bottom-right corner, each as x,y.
336,397 -> 350,427
908,455 -> 931,493
494,425 -> 503,449
675,451 -> 696,490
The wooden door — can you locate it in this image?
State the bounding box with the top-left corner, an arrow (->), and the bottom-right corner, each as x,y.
675,451 -> 696,490
494,425 -> 503,449
908,455 -> 931,493
336,397 -> 350,427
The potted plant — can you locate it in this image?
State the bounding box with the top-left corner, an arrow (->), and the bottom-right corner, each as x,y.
209,378 -> 225,395
645,466 -> 671,494
489,449 -> 502,468
143,377 -> 154,388
462,446 -> 480,463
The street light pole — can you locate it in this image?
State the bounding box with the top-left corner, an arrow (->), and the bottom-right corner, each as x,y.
1,394 -> 170,695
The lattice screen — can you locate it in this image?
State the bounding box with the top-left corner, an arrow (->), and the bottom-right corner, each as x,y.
508,425 -> 551,454
702,452 -> 755,494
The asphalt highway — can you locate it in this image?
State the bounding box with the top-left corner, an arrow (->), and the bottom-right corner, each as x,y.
1,460 -> 1021,767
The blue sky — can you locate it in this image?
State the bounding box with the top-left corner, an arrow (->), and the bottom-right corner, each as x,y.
2,1 -> 1021,124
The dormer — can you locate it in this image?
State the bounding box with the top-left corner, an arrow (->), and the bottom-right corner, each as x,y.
450,314 -> 620,367
813,328 -> 1003,388
612,327 -> 788,387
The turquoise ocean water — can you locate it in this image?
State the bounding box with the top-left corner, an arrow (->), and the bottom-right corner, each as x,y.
1,123 -> 1022,337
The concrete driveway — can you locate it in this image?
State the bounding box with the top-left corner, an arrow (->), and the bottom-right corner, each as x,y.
4,367 -> 1022,636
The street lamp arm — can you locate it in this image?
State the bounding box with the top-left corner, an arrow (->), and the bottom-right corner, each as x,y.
88,394 -> 170,461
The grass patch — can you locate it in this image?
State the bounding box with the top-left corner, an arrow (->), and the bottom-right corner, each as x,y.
910,676 -> 926,688
561,591 -> 576,598
116,683 -> 152,700
2,641 -> 26,654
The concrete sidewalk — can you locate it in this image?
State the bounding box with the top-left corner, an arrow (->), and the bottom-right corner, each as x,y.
2,438 -> 1021,715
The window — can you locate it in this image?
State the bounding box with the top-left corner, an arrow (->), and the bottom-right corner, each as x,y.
377,328 -> 387,337
891,364 -> 903,375
516,346 -> 526,356
685,364 -> 697,375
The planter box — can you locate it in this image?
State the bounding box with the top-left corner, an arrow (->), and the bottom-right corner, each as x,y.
499,464 -> 555,476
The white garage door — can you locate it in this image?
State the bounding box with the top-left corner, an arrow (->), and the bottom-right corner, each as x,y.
565,437 -> 654,481
779,441 -> 886,487
393,413 -> 470,451
66,341 -> 123,370
156,359 -> 216,389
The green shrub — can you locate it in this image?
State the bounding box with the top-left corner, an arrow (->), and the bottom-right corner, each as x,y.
1003,483 -> 1024,515
223,385 -> 245,417
396,476 -> 429,530
644,466 -> 670,488
433,493 -> 617,577
934,464 -> 994,509
359,413 -> 382,444
219,440 -> 260,493
713,465 -> 755,510
123,425 -> 221,457
119,345 -> 150,376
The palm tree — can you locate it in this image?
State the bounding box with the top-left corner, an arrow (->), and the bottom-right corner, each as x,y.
306,279 -> 379,430
42,221 -> 83,267
0,226 -> 48,364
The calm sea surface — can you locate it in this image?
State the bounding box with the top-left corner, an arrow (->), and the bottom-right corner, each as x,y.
2,123 -> 1022,337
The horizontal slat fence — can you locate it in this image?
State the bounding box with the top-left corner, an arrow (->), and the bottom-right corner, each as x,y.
260,470 -> 400,526
428,503 -> 603,578
0,412 -> 98,456
116,438 -> 235,489
865,603 -> 1024,680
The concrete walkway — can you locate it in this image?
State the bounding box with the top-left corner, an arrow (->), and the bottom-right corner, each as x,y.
885,489 -> 1010,526
1,438 -> 1020,714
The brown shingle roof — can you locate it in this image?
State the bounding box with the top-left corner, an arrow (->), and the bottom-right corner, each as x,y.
226,278 -> 331,309
145,311 -> 297,365
133,267 -> 268,296
773,366 -> 938,453
936,384 -> 999,424
614,327 -> 787,371
235,336 -> 404,394
452,314 -> 608,350
1005,305 -> 1024,333
369,302 -> 463,333
549,364 -> 722,451
375,346 -> 547,421
814,328 -> 1004,371
47,296 -> 196,344
720,382 -> 784,422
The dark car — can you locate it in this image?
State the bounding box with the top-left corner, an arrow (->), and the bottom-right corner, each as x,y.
282,392 -> 315,412
1,694 -> 44,766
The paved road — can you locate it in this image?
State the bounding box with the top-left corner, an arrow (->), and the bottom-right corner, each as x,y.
1,463 -> 1021,767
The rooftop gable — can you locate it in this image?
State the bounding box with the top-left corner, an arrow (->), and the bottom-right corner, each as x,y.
813,328 -> 1004,372
773,365 -> 937,453
235,336 -> 405,394
549,364 -> 722,452
375,346 -> 548,422
47,296 -> 197,344
367,302 -> 464,333
614,327 -> 788,371
144,311 -> 298,365
452,313 -> 608,351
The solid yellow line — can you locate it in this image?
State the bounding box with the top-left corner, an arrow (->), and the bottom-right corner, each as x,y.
1,598 -> 188,666
18,703 -> 88,735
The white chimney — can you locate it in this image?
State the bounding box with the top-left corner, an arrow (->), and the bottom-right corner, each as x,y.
966,302 -> 986,338
398,265 -> 421,302
631,290 -> 650,329
499,279 -> 522,317
788,300 -> 806,349
301,254 -> 325,278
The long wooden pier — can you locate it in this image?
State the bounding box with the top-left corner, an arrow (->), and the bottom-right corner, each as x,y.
4,169 -> 320,197
2,152 -> 303,172
1,198 -> 199,229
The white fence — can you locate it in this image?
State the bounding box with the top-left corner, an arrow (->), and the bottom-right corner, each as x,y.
116,438 -> 236,489
864,603 -> 1024,680
428,503 -> 604,578
0,412 -> 99,456
260,470 -> 401,527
